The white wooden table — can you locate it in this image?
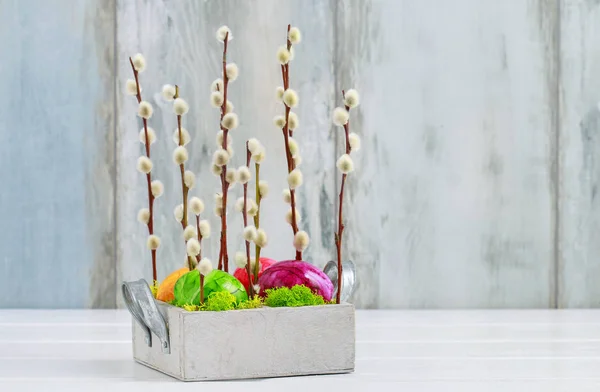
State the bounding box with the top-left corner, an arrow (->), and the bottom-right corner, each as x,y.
2,310 -> 600,391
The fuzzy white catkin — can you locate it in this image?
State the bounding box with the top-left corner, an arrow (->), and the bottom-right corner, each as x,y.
189,197 -> 205,215
293,231 -> 310,252
283,89 -> 299,108
211,78 -> 224,92
173,98 -> 189,116
235,197 -> 245,213
288,137 -> 299,157
234,252 -> 248,268
174,204 -> 184,222
225,168 -> 237,184
349,132 -> 361,151
211,164 -> 223,176
247,138 -> 260,154
337,154 -> 354,174
183,225 -> 197,241
162,84 -> 176,101
247,198 -> 259,217
237,166 -> 251,184
258,180 -> 269,198
288,27 -> 302,44
285,208 -> 301,224
226,63 -> 239,81
243,226 -> 258,242
173,146 -> 189,165
210,91 -> 224,108
213,149 -> 230,167
253,147 -> 266,164
138,101 -> 153,119
343,89 -> 360,108
287,169 -> 303,189
184,170 -> 196,189
216,25 -> 232,42
132,53 -> 146,72
333,107 -> 349,126
125,79 -> 138,95
273,115 -> 286,128
147,235 -> 161,250
277,46 -> 291,65
221,113 -> 239,130
288,112 -> 299,130
137,156 -> 153,174
276,86 -> 285,101
214,205 -> 223,217
151,180 -> 164,197
215,193 -> 223,204
294,155 -> 302,166
186,238 -> 201,257
216,130 -> 232,147
225,100 -> 234,114
198,258 -> 213,275
282,189 -> 291,204
255,229 -> 268,248
137,208 -> 150,224
199,220 -> 211,238
139,128 -> 156,145
172,128 -> 191,146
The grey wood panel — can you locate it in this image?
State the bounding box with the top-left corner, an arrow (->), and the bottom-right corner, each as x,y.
558,0 -> 600,307
116,0 -> 336,299
335,0 -> 559,308
0,0 -> 116,308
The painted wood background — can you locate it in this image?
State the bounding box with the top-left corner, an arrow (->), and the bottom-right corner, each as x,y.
1,0 -> 599,309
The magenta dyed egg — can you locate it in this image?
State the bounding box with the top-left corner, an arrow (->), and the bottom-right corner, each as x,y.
258,260 -> 334,301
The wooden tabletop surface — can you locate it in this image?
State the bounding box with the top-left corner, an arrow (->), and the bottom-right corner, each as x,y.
2,309 -> 600,391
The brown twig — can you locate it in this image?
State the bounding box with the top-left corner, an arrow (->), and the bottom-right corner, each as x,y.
129,57 -> 157,282
242,142 -> 255,298
253,162 -> 262,278
335,90 -> 352,304
217,32 -> 231,272
279,25 -> 302,261
195,215 -> 205,303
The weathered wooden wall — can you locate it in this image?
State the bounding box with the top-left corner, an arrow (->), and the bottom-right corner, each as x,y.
0,0 -> 116,308
1,0 -> 600,308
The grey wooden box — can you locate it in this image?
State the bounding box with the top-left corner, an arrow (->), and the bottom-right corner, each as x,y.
132,302 -> 355,381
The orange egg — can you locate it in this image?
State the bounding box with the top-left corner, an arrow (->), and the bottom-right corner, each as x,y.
156,268 -> 189,302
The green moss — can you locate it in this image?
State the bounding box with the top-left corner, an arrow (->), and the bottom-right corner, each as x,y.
150,280 -> 159,299
236,296 -> 263,310
204,291 -> 237,311
264,285 -> 326,307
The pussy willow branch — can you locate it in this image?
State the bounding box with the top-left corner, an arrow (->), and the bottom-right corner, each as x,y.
218,31 -> 230,272
195,215 -> 205,303
280,25 -> 302,261
253,162 -> 261,278
129,57 -> 157,282
242,142 -> 255,298
335,90 -> 352,304
174,86 -> 194,271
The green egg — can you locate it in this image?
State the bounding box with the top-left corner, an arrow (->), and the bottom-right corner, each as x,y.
204,270 -> 248,303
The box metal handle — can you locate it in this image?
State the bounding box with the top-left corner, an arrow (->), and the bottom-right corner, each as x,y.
323,260 -> 356,303
122,279 -> 170,354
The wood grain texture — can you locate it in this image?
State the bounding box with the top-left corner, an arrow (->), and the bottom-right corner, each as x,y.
558,0 -> 600,307
335,0 -> 559,308
116,0 -> 336,302
0,0 -> 116,308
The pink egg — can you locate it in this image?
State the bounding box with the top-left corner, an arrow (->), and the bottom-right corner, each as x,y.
258,260 -> 334,301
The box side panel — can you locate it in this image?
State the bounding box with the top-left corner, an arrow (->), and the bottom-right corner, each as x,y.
132,305 -> 184,380
181,304 -> 355,380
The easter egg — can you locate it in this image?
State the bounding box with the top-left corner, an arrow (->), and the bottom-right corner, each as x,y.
258,260 -> 334,301
204,270 -> 248,303
156,267 -> 189,303
233,257 -> 276,291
